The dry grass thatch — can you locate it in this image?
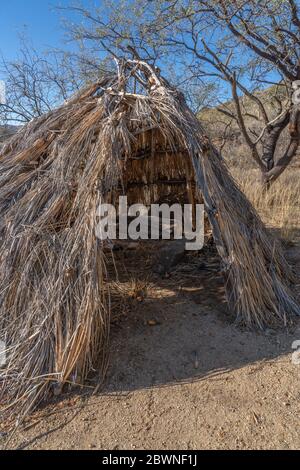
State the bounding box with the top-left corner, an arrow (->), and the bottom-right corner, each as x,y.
0,59 -> 299,425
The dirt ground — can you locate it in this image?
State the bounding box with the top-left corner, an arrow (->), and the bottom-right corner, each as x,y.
3,238 -> 300,450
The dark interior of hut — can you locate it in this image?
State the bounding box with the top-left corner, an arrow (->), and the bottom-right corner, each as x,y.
102,127 -> 220,325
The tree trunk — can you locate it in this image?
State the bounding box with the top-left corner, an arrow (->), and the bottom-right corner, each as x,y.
261,104 -> 300,186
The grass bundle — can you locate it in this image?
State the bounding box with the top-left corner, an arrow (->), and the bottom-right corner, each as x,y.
0,59 -> 299,425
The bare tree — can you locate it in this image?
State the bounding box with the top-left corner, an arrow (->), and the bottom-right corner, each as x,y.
63,0 -> 300,184
59,1 -> 218,112
0,38 -> 111,125
197,0 -> 300,184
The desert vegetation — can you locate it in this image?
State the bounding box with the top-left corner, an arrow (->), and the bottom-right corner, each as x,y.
0,0 -> 300,451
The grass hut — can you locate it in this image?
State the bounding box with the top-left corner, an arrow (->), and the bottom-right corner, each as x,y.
0,59 -> 299,423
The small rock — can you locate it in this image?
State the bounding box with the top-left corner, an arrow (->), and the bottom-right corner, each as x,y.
253,412 -> 260,424
153,240 -> 186,275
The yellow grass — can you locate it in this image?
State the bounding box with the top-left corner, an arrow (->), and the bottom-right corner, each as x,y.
231,167 -> 300,241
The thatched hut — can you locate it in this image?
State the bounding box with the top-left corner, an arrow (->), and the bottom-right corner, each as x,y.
0,59 -> 299,422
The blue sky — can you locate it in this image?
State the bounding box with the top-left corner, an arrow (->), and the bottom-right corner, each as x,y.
0,0 -> 78,60
0,0 -> 279,106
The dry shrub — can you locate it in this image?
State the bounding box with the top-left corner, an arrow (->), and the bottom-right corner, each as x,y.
231,167 -> 300,240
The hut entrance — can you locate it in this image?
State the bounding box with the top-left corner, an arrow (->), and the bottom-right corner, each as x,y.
121,128 -> 198,207
102,126 -> 219,325
105,127 -> 206,244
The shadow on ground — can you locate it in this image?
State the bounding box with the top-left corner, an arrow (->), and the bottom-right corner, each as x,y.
101,240 -> 299,395
8,238 -> 300,450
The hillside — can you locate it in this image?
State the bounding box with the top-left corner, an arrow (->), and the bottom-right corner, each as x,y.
199,85 -> 300,170
0,124 -> 19,143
